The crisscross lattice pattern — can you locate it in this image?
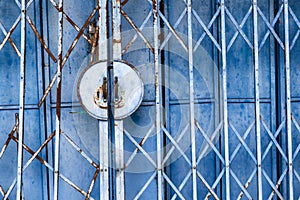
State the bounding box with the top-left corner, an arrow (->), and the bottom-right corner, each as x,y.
0,0 -> 300,199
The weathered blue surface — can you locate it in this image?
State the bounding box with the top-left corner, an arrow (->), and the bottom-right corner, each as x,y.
0,0 -> 300,199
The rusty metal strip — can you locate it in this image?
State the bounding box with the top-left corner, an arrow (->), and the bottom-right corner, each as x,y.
61,132 -> 98,169
62,6 -> 99,66
9,135 -> 95,200
121,0 -> 129,7
38,6 -> 99,108
121,10 -> 152,55
0,21 -> 21,57
48,0 -> 92,45
2,131 -> 55,199
0,114 -> 19,159
196,171 -> 219,200
121,9 -> 154,53
37,73 -> 57,107
53,0 -> 63,199
0,16 -> 21,52
123,124 -> 154,170
26,16 -> 57,63
0,185 -> 7,199
237,120 -> 286,200
85,168 -> 100,200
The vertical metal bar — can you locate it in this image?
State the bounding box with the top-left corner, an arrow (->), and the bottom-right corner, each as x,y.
153,0 -> 163,199
53,0 -> 63,199
220,0 -> 230,199
35,0 -> 50,199
269,0 -> 277,185
16,0 -> 26,199
283,0 -> 294,199
41,1 -> 55,199
107,0 -> 116,199
112,0 -> 124,198
98,0 -> 109,199
187,0 -> 197,199
112,0 -> 122,59
253,0 -> 263,199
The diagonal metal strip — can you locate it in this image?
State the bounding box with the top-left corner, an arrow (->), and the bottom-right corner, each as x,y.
171,171 -> 192,200
261,117 -> 288,162
230,170 -> 253,199
121,9 -> 154,53
227,6 -> 253,51
61,132 -> 99,169
38,6 -> 99,107
262,169 -> 284,199
0,185 -> 7,199
229,121 -> 255,163
259,4 -> 283,51
225,7 -> 253,51
123,124 -> 155,169
192,9 -> 221,52
204,169 -> 225,199
237,120 -> 286,199
124,130 -> 156,167
193,6 -> 221,53
294,170 -> 300,182
85,168 -> 100,200
0,21 -> 21,57
291,116 -> 300,161
13,0 -> 57,62
133,172 -> 156,200
26,16 -> 57,62
159,8 -> 187,51
195,120 -> 224,163
196,171 -> 219,200
48,0 -> 92,44
0,16 -> 21,52
289,7 -> 300,50
162,172 -> 185,200
0,115 -> 19,159
267,168 -> 287,200
6,134 -> 96,200
257,6 -> 284,50
3,131 -> 55,199
121,10 -> 152,55
0,0 -> 35,52
229,122 -> 257,164
158,10 -> 188,52
197,121 -> 223,163
163,124 -> 189,166
162,127 -> 191,166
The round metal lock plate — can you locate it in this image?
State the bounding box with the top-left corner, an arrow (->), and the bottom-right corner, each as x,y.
77,60 -> 144,120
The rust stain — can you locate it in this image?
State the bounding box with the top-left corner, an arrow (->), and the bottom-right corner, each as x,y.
152,0 -> 157,11
27,16 -> 57,63
11,135 -> 46,164
113,38 -> 121,44
121,0 -> 129,7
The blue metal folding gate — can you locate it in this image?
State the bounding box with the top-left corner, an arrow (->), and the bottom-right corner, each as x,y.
0,0 -> 300,199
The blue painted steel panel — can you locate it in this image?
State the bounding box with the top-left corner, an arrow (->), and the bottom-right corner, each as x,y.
0,0 -> 300,199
